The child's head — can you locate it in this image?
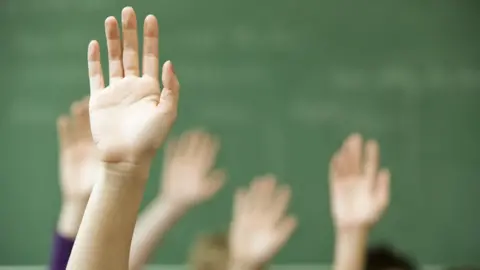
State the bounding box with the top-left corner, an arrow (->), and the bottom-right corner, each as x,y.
189,232 -> 230,270
366,244 -> 416,270
189,231 -> 267,270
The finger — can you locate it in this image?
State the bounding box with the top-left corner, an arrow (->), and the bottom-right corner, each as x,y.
375,169 -> 391,212
121,7 -> 140,76
185,130 -> 204,158
201,134 -> 220,171
142,15 -> 159,80
270,185 -> 291,223
204,133 -> 220,157
57,115 -> 73,149
364,140 -> 379,181
175,130 -> 196,157
343,133 -> 363,176
105,16 -> 123,83
72,97 -> 92,139
87,40 -> 104,94
333,151 -> 349,178
252,174 -> 276,211
329,152 -> 341,180
204,169 -> 226,198
158,60 -> 180,113
244,176 -> 261,210
70,97 -> 89,117
233,188 -> 248,218
274,215 -> 298,250
69,101 -> 81,116
164,138 -> 178,161
196,131 -> 219,165
68,101 -> 81,135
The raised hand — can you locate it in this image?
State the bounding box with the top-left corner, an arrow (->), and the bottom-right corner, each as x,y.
229,175 -> 297,269
57,97 -> 98,202
160,130 -> 225,207
329,134 -> 390,229
67,7 -> 179,270
87,7 -> 180,164
55,97 -> 99,239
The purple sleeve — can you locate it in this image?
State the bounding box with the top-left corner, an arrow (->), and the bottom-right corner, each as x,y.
50,232 -> 75,270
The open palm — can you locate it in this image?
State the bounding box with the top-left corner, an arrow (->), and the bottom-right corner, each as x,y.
330,134 -> 390,229
229,175 -> 297,267
87,7 -> 180,163
161,130 -> 225,207
57,97 -> 98,201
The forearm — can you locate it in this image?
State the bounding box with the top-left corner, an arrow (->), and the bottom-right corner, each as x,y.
57,200 -> 87,238
333,227 -> 369,270
67,163 -> 149,270
129,197 -> 188,270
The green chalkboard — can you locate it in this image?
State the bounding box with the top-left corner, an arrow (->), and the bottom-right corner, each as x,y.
0,0 -> 479,266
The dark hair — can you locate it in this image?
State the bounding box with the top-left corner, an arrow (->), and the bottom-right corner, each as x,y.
365,244 -> 416,270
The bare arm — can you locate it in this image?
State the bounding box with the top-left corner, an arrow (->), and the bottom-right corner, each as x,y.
228,175 -> 297,270
129,198 -> 187,270
329,134 -> 390,270
56,201 -> 87,239
333,228 -> 368,270
51,98 -> 97,270
129,131 -> 225,270
67,4 -> 180,268
67,163 -> 149,270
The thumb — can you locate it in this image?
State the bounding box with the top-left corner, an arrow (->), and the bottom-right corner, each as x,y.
158,60 -> 180,113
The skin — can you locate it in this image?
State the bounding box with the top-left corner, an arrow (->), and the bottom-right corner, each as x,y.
56,97 -> 97,239
56,107 -> 225,269
330,134 -> 391,270
129,131 -> 225,270
67,6 -> 180,270
228,175 -> 297,270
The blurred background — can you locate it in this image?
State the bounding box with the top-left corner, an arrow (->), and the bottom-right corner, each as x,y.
0,0 -> 479,268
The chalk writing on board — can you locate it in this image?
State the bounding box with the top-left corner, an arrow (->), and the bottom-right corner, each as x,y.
231,25 -> 297,51
262,124 -> 287,178
6,0 -> 109,14
180,65 -> 274,88
328,67 -> 480,91
196,104 -> 253,125
288,99 -> 401,133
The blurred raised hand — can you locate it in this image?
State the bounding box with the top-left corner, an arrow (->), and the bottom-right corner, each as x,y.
329,134 -> 390,229
129,130 -> 225,270
330,134 -> 391,270
56,96 -> 98,237
229,175 -> 297,269
87,7 -> 180,165
160,130 -> 225,207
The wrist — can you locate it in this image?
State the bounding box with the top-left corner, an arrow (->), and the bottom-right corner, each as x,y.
335,226 -> 369,250
337,226 -> 369,237
101,159 -> 152,187
156,193 -> 195,212
57,200 -> 88,238
153,196 -> 191,216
